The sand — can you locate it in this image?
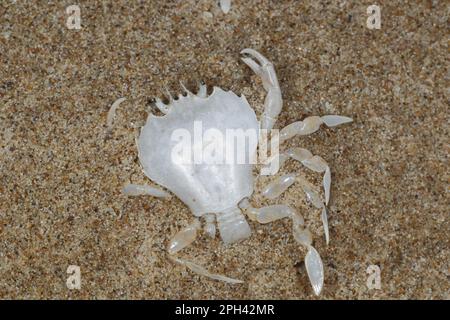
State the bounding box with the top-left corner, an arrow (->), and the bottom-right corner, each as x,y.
0,0 -> 448,299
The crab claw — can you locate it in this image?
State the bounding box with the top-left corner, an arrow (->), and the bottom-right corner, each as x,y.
241,55 -> 262,76
241,48 -> 271,67
241,48 -> 282,130
241,48 -> 278,90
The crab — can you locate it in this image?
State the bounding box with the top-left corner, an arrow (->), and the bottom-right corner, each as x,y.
119,49 -> 352,295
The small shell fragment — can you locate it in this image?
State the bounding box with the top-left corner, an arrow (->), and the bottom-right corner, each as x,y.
261,173 -> 296,199
219,0 -> 231,14
106,97 -> 126,130
304,246 -> 324,296
122,184 -> 171,198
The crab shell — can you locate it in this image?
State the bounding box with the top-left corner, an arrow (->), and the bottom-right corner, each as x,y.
138,87 -> 259,217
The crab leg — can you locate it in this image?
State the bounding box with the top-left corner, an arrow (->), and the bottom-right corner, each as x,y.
203,214 -> 216,238
122,184 -> 171,198
287,210 -> 324,297
241,49 -> 282,131
259,174 -> 330,244
261,152 -> 289,175
304,245 -> 324,296
301,194 -> 329,246
244,204 -> 297,224
167,219 -> 201,254
279,115 -> 353,142
238,199 -> 324,296
297,177 -> 330,245
167,218 -> 244,284
239,200 -> 310,246
261,149 -> 331,204
286,148 -> 332,205
261,173 -> 296,199
169,256 -> 243,284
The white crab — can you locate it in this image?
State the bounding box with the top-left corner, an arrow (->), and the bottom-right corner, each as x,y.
120,49 -> 352,295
